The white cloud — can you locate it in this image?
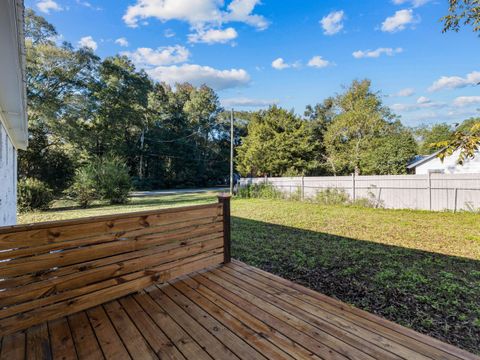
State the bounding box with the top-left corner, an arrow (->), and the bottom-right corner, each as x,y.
224,0 -> 269,30
428,71 -> 480,92
416,96 -> 431,104
115,37 -> 129,47
76,0 -> 102,10
37,0 -> 63,13
188,27 -> 238,44
272,58 -> 300,70
392,0 -> 431,7
78,36 -> 98,51
147,64 -> 250,90
123,0 -> 268,30
307,56 -> 331,68
221,97 -> 278,108
391,88 -> 415,97
320,10 -> 345,35
391,99 -> 446,112
353,47 -> 403,59
123,45 -> 190,66
453,96 -> 480,107
381,9 -> 417,33
164,29 -> 176,38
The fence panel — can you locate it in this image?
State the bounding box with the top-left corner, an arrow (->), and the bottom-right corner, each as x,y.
239,174 -> 480,211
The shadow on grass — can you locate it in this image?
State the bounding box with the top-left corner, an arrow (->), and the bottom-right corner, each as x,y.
231,216 -> 480,355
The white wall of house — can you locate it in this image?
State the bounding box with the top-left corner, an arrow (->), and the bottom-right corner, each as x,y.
0,121 -> 17,225
414,149 -> 480,175
0,0 -> 27,226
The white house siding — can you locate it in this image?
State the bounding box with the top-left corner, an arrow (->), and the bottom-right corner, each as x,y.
0,121 -> 17,226
415,150 -> 480,175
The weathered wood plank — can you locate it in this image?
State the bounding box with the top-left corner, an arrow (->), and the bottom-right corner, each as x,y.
194,272 -> 348,360
0,251 -> 224,336
48,318 -> 77,360
26,322 -> 52,360
0,222 -> 223,278
0,215 -> 221,262
0,231 -> 222,291
0,203 -> 221,243
0,332 -> 25,360
119,296 -> 185,360
103,301 -> 158,360
86,306 -> 131,360
133,292 -> 212,360
147,285 -> 239,360
0,236 -> 223,313
220,266 -> 412,360
179,275 -> 319,360
172,278 -> 294,360
161,283 -> 266,360
67,312 -> 103,360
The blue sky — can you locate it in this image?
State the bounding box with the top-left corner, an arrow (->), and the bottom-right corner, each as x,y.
27,0 -> 480,127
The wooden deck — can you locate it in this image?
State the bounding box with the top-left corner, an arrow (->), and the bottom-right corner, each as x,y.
1,260 -> 477,360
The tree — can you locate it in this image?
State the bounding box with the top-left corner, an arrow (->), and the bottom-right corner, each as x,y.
20,9 -> 97,192
436,118 -> 480,164
441,0 -> 480,34
236,106 -> 318,177
304,97 -> 336,174
361,122 -> 418,175
415,123 -> 453,154
323,79 -> 396,175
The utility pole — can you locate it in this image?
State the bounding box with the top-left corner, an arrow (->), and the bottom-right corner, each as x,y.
230,109 -> 234,195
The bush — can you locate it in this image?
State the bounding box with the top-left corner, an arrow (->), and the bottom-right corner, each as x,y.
351,190 -> 384,208
18,178 -> 54,212
95,156 -> 132,205
315,188 -> 350,205
237,183 -> 283,199
68,165 -> 98,208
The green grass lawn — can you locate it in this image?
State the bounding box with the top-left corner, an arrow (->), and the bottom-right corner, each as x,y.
232,199 -> 480,355
18,194 -> 480,354
18,192 -> 222,223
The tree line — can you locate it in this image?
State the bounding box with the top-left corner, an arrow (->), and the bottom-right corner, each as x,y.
21,9 -> 479,198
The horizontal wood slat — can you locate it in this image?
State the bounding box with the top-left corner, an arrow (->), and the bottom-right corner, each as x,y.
0,202 -> 228,337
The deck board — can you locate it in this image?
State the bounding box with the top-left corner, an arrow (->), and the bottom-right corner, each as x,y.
1,261 -> 478,360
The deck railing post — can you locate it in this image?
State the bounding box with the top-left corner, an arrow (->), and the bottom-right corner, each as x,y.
218,194 -> 232,263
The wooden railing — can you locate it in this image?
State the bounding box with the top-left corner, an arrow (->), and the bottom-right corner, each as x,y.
0,194 -> 231,336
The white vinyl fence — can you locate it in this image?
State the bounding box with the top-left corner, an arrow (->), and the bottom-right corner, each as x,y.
239,174 -> 480,212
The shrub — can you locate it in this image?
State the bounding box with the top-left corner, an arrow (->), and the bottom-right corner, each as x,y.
351,190 -> 384,208
237,183 -> 283,199
95,156 -> 132,205
18,178 -> 54,212
68,165 -> 98,208
315,188 -> 350,205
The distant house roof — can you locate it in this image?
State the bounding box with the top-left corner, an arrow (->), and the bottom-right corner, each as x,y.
0,0 -> 27,150
406,149 -> 443,170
